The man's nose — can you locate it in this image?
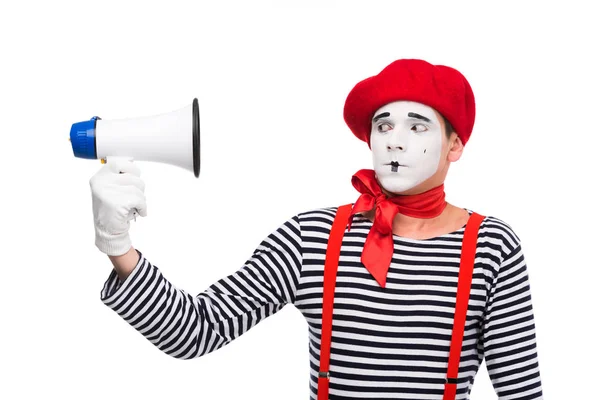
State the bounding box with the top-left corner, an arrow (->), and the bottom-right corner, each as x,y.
387,144 -> 405,151
386,131 -> 407,151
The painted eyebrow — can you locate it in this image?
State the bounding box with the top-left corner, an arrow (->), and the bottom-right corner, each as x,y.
373,111 -> 432,123
372,112 -> 390,122
407,112 -> 432,123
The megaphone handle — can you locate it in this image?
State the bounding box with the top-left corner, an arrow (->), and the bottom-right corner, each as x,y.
104,156 -> 139,222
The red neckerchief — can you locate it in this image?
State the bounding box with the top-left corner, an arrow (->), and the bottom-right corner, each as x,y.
348,169 -> 447,288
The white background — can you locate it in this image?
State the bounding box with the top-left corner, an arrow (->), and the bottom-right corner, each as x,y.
0,1 -> 598,399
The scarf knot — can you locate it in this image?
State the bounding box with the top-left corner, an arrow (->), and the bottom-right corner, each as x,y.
374,195 -> 397,236
375,193 -> 386,207
347,169 -> 447,288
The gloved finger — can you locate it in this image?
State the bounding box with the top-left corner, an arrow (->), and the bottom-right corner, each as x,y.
108,159 -> 141,177
112,185 -> 145,203
114,186 -> 146,211
136,204 -> 148,217
125,193 -> 147,218
112,173 -> 146,193
103,185 -> 145,213
90,162 -> 115,187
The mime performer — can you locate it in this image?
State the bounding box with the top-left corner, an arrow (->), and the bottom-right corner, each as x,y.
90,58 -> 544,399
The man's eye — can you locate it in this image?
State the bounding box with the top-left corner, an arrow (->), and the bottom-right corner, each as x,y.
378,123 -> 393,132
411,124 -> 428,133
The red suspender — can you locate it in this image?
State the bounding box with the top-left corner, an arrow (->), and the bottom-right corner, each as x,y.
318,204 -> 353,400
318,206 -> 485,400
443,211 -> 485,400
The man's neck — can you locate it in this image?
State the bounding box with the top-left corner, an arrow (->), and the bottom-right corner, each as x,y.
361,203 -> 469,239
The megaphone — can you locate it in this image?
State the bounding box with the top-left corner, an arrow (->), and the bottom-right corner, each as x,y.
70,98 -> 200,177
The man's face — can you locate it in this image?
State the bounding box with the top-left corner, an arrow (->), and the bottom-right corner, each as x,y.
370,101 -> 444,194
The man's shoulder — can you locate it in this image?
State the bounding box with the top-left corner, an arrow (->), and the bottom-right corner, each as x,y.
292,204 -> 358,228
476,211 -> 522,256
297,205 -> 348,220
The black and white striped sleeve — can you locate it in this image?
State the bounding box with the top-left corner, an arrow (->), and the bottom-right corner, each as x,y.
482,242 -> 544,399
100,215 -> 303,360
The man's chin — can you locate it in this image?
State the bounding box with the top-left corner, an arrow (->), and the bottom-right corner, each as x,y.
377,176 -> 417,195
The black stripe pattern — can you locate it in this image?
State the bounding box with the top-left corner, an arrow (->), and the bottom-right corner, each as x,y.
101,206 -> 543,399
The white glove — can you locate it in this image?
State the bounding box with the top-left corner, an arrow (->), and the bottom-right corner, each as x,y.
89,159 -> 147,256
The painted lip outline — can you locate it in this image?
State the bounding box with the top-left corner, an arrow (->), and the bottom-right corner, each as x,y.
387,161 -> 408,167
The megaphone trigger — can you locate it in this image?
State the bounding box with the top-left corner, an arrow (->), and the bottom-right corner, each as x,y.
127,207 -> 139,223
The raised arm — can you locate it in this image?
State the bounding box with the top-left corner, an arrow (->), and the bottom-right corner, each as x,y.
89,159 -> 304,359
100,216 -> 303,359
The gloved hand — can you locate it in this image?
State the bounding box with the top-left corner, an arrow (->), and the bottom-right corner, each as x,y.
89,159 -> 147,256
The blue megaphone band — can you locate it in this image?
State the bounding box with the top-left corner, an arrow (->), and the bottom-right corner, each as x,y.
70,116 -> 100,159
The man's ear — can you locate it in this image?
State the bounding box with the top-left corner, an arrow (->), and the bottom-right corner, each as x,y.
447,134 -> 464,162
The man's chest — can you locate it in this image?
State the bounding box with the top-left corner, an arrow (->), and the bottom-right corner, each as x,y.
295,252 -> 490,333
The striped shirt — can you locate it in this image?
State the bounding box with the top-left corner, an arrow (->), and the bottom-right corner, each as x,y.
101,206 -> 543,399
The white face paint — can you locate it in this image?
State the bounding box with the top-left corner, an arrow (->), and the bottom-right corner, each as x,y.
370,101 -> 443,194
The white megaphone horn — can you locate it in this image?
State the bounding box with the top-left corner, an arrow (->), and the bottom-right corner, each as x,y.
70,98 -> 200,177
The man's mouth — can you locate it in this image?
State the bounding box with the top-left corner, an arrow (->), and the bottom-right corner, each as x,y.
387,161 -> 406,172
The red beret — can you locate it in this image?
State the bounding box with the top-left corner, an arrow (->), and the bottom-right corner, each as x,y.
343,59 -> 476,147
